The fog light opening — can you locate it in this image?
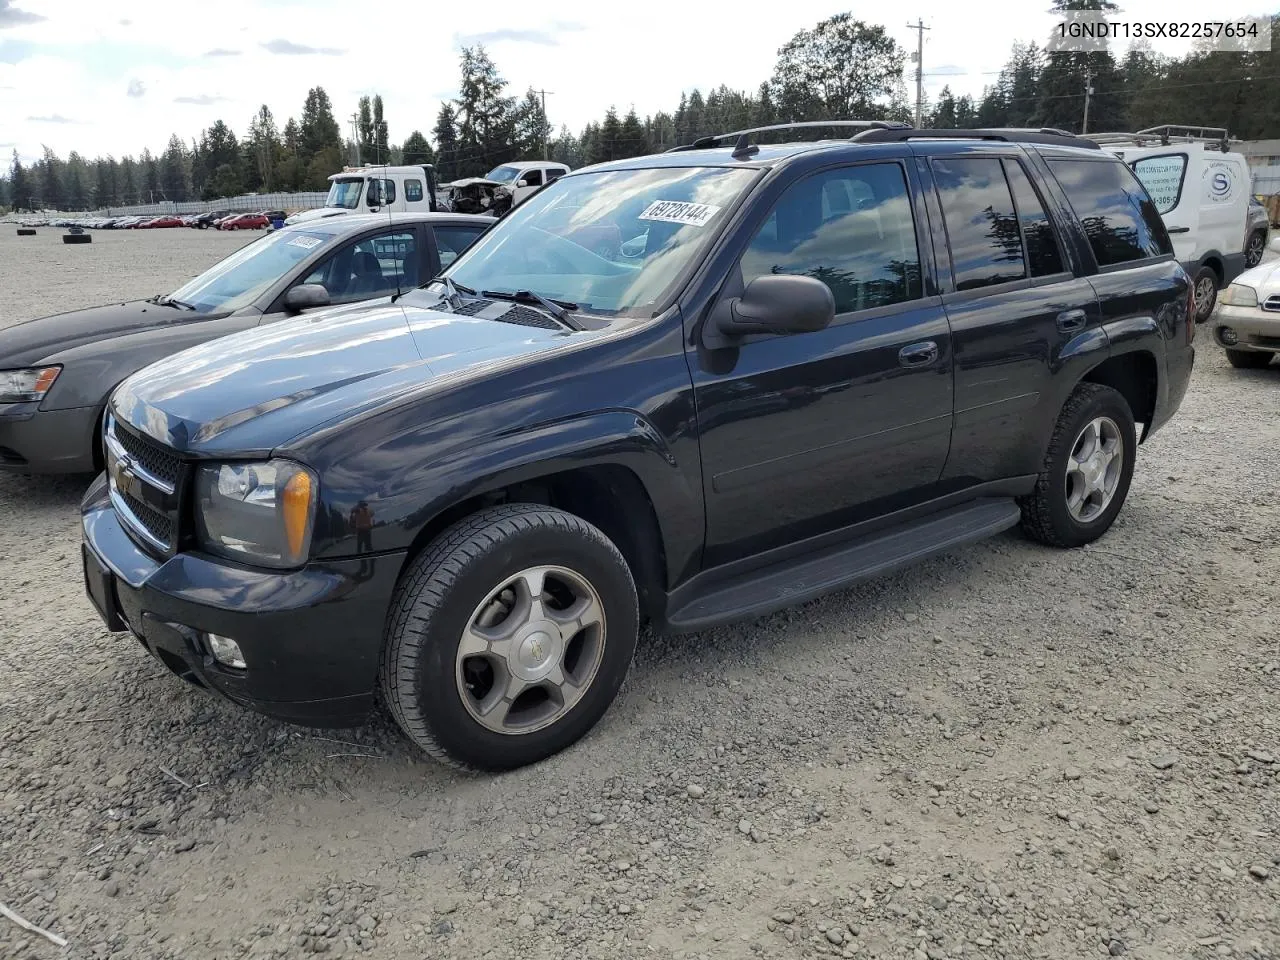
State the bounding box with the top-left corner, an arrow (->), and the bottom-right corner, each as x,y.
204,632 -> 247,669
1219,326 -> 1239,346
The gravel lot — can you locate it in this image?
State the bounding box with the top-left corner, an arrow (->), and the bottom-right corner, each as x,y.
1,226 -> 1277,960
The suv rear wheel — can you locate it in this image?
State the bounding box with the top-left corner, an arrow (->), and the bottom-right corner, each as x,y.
1019,383 -> 1137,549
380,503 -> 639,771
1245,231 -> 1267,268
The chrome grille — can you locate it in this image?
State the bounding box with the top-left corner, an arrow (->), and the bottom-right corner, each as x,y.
1262,295 -> 1280,312
105,414 -> 181,554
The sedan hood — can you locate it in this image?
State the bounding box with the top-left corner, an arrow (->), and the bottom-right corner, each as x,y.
284,208 -> 350,226
0,300 -> 214,366
110,293 -> 578,456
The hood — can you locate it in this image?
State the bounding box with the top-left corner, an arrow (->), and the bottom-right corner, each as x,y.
0,300 -> 218,366
284,208 -> 350,226
110,292 -> 579,456
1232,258 -> 1280,295
447,177 -> 506,189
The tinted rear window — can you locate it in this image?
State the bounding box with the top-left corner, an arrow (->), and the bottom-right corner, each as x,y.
1002,159 -> 1065,277
1047,159 -> 1173,267
931,157 -> 1024,291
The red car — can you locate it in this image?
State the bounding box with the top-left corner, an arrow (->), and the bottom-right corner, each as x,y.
145,215 -> 184,229
226,213 -> 269,230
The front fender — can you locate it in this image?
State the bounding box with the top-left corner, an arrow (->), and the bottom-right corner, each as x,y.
311,408 -> 704,588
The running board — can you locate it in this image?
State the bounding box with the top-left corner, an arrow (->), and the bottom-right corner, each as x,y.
664,498 -> 1022,633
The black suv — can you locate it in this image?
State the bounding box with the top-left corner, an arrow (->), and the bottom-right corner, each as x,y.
81,124 -> 1195,771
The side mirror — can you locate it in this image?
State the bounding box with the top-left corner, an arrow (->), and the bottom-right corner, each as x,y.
715,274 -> 835,339
283,283 -> 331,313
516,177 -> 530,188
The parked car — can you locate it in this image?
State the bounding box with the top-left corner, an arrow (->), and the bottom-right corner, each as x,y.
482,160 -> 571,206
1210,259 -> 1280,368
1246,197 -> 1270,268
0,213 -> 490,474
1096,125 -> 1252,322
79,124 -> 1195,772
146,215 -> 184,229
229,213 -> 269,230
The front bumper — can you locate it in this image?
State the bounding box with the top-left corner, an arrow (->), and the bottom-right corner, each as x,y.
1210,304 -> 1280,353
80,474 -> 404,727
0,402 -> 99,473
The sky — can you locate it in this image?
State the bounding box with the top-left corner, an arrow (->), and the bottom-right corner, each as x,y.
0,0 -> 1273,165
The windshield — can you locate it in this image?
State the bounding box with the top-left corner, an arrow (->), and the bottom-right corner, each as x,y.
444,166 -> 757,317
325,178 -> 364,209
167,230 -> 329,313
484,164 -> 522,184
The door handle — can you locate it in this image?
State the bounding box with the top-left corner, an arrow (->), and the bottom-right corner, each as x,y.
898,341 -> 939,367
1056,308 -> 1087,333
1166,226 -> 1191,234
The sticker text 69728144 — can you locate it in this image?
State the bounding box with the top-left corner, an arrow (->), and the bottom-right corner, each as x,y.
638,200 -> 722,227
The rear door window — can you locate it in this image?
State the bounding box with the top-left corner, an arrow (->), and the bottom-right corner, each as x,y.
404,179 -> 424,202
1002,159 -> 1065,277
930,157 -> 1025,291
1047,158 -> 1173,266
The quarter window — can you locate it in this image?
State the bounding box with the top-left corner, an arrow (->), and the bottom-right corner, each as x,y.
404,179 -> 424,202
434,224 -> 487,268
931,157 -> 1025,291
1047,159 -> 1172,266
740,163 -> 923,314
1002,159 -> 1065,277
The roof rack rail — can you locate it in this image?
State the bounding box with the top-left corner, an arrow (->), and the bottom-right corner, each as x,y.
1083,124 -> 1234,151
664,120 -> 911,153
851,126 -> 1100,150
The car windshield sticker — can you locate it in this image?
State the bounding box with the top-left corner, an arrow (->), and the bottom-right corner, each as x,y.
288,235 -> 324,250
638,200 -> 722,227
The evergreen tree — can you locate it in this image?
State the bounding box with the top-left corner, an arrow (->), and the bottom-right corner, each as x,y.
373,94 -> 389,163
401,130 -> 434,166
549,125 -> 584,168
161,134 -> 189,200
618,107 -> 647,158
299,86 -> 343,171
9,151 -> 31,211
141,148 -> 161,202
119,156 -> 138,204
246,106 -> 281,191
94,158 -> 113,208
454,46 -> 516,175
513,88 -> 550,159
357,96 -> 373,162
39,147 -> 63,211
433,103 -> 460,181
594,107 -> 622,164
64,151 -> 89,210
931,86 -> 957,128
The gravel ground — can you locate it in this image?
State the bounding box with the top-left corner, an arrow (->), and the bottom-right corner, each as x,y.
1,227 -> 1277,960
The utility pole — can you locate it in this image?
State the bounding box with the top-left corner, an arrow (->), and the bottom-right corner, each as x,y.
1081,69 -> 1094,134
906,19 -> 930,127
535,89 -> 554,160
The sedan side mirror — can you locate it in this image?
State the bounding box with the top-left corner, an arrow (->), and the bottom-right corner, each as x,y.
283,283 -> 331,313
715,274 -> 835,339
516,178 -> 530,188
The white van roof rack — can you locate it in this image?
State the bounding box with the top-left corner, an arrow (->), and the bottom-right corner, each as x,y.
1084,125 -> 1236,152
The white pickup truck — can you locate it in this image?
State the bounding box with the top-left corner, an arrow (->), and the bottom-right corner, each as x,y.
285,164 -> 443,226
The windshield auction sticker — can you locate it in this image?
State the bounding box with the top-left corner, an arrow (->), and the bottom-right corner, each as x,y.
638,201 -> 722,227
288,235 -> 324,249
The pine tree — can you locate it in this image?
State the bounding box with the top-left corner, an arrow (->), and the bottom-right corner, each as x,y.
119,157 -> 138,204
161,134 -> 189,201
299,87 -> 343,165
931,86 -> 957,128
433,103 -> 460,181
64,151 -> 89,210
454,46 -> 516,175
595,107 -> 622,164
246,106 -> 281,191
9,151 -> 31,211
618,107 -> 646,158
373,94 -> 389,163
402,130 -> 434,166
39,147 -> 63,211
94,158 -> 113,208
141,148 -> 160,202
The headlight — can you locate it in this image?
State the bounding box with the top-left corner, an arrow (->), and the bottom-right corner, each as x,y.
0,366 -> 60,403
195,459 -> 317,568
1219,283 -> 1259,308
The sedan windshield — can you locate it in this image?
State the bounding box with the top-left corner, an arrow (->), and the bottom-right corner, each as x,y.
167,230 -> 329,313
444,166 -> 757,317
484,164 -> 522,184
325,178 -> 364,209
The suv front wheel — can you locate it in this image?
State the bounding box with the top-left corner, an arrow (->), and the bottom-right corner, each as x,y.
1019,383 -> 1137,548
381,503 -> 639,771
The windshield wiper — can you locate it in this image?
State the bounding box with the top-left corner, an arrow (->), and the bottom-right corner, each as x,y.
403,276 -> 475,308
481,289 -> 584,331
153,295 -> 197,311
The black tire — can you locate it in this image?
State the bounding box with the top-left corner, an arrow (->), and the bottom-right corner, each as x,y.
1226,348 -> 1274,369
381,503 -> 639,772
16,228 -> 36,236
1192,266 -> 1219,323
1019,383 -> 1137,549
62,233 -> 92,244
1245,230 -> 1267,268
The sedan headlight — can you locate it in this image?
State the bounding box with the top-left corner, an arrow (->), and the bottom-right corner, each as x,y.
0,366 -> 60,403
195,459 -> 318,568
1219,283 -> 1259,308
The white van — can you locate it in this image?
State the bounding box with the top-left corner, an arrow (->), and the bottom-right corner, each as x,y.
285,164 -> 441,226
1092,126 -> 1251,322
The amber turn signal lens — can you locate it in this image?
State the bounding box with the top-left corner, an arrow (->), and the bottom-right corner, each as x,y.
282,470 -> 314,561
34,367 -> 60,394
